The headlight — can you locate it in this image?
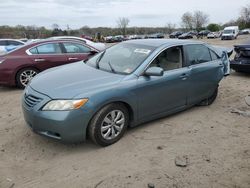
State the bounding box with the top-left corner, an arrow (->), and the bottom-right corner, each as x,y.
0,59 -> 4,64
42,99 -> 88,111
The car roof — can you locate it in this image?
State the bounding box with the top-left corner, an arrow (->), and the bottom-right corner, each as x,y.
124,39 -> 204,48
26,38 -> 94,47
0,39 -> 25,43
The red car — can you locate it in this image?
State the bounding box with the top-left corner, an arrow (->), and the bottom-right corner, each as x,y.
0,39 -> 99,88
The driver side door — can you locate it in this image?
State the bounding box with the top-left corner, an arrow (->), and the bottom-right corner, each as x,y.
135,46 -> 190,121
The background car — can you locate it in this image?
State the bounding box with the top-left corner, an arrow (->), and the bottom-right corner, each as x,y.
49,36 -> 106,51
169,31 -> 184,38
146,33 -> 165,39
0,39 -> 99,88
198,30 -> 211,37
178,32 -> 194,39
22,39 -> 231,146
0,39 -> 25,54
230,44 -> 250,73
207,32 -> 221,39
239,28 -> 250,35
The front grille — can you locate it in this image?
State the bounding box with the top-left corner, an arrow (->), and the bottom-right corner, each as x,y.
24,94 -> 42,108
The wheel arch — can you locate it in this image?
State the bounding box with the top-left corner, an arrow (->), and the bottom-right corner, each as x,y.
15,66 -> 41,87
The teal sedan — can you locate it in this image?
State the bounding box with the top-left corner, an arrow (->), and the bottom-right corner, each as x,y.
22,39 -> 231,146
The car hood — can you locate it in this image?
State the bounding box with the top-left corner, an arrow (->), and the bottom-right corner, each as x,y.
29,62 -> 125,99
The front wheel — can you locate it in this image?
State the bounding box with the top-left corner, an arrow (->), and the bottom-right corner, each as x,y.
16,68 -> 39,89
88,103 -> 129,146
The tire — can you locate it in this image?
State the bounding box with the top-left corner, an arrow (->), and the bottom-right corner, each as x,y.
198,87 -> 218,106
88,103 -> 129,146
16,68 -> 39,89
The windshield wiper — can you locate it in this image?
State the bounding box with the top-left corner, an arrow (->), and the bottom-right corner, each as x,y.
108,61 -> 116,73
96,50 -> 106,69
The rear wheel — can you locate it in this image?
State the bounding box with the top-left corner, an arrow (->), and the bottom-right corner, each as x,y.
16,68 -> 39,89
198,87 -> 218,106
88,103 -> 129,146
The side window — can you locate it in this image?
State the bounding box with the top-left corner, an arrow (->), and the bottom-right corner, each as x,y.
34,43 -> 62,54
63,43 -> 91,53
8,41 -> 23,45
29,47 -> 38,54
210,50 -> 220,61
150,46 -> 183,71
0,40 -> 7,46
186,44 -> 212,65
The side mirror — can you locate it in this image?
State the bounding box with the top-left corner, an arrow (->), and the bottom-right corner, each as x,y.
144,67 -> 164,77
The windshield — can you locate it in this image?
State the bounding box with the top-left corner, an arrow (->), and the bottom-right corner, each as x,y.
223,30 -> 233,34
86,42 -> 155,74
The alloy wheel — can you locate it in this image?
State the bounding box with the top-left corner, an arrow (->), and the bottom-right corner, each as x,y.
101,110 -> 125,140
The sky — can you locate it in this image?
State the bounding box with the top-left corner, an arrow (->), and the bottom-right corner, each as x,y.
0,0 -> 249,29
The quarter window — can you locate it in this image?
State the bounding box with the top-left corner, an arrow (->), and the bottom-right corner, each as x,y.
210,50 -> 220,60
186,44 -> 212,65
150,46 -> 183,71
63,43 -> 91,53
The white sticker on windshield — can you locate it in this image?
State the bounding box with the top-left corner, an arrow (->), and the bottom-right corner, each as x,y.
134,49 -> 151,54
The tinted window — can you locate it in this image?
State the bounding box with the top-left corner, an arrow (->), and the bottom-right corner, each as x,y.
34,43 -> 62,54
63,43 -> 90,53
210,50 -> 219,60
186,44 -> 211,65
0,40 -> 7,46
150,46 -> 183,71
8,40 -> 23,45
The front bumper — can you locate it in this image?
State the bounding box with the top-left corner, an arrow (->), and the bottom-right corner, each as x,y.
221,35 -> 234,40
22,86 -> 93,143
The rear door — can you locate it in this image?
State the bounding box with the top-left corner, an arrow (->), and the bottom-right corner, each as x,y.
28,42 -> 68,71
61,42 -> 97,63
184,44 -> 223,105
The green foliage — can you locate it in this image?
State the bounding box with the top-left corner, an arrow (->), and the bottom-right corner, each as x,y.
207,23 -> 221,31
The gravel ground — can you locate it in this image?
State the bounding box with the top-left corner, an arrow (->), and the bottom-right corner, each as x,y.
0,35 -> 250,188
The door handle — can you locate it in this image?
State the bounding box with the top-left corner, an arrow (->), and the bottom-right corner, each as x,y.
68,57 -> 78,61
34,58 -> 45,62
179,73 -> 188,80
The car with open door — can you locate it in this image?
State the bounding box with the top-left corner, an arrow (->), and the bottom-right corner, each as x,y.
22,39 -> 231,146
0,39 -> 99,88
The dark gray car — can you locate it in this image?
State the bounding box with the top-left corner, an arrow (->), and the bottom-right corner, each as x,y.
22,39 -> 231,146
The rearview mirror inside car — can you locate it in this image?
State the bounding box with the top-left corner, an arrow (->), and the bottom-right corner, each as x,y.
144,67 -> 164,77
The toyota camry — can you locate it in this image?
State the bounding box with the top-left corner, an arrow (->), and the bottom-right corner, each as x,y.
22,39 -> 231,146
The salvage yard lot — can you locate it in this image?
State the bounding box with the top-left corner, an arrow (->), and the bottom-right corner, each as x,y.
0,36 -> 250,188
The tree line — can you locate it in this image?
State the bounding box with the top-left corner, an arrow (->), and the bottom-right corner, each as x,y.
0,4 -> 249,39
